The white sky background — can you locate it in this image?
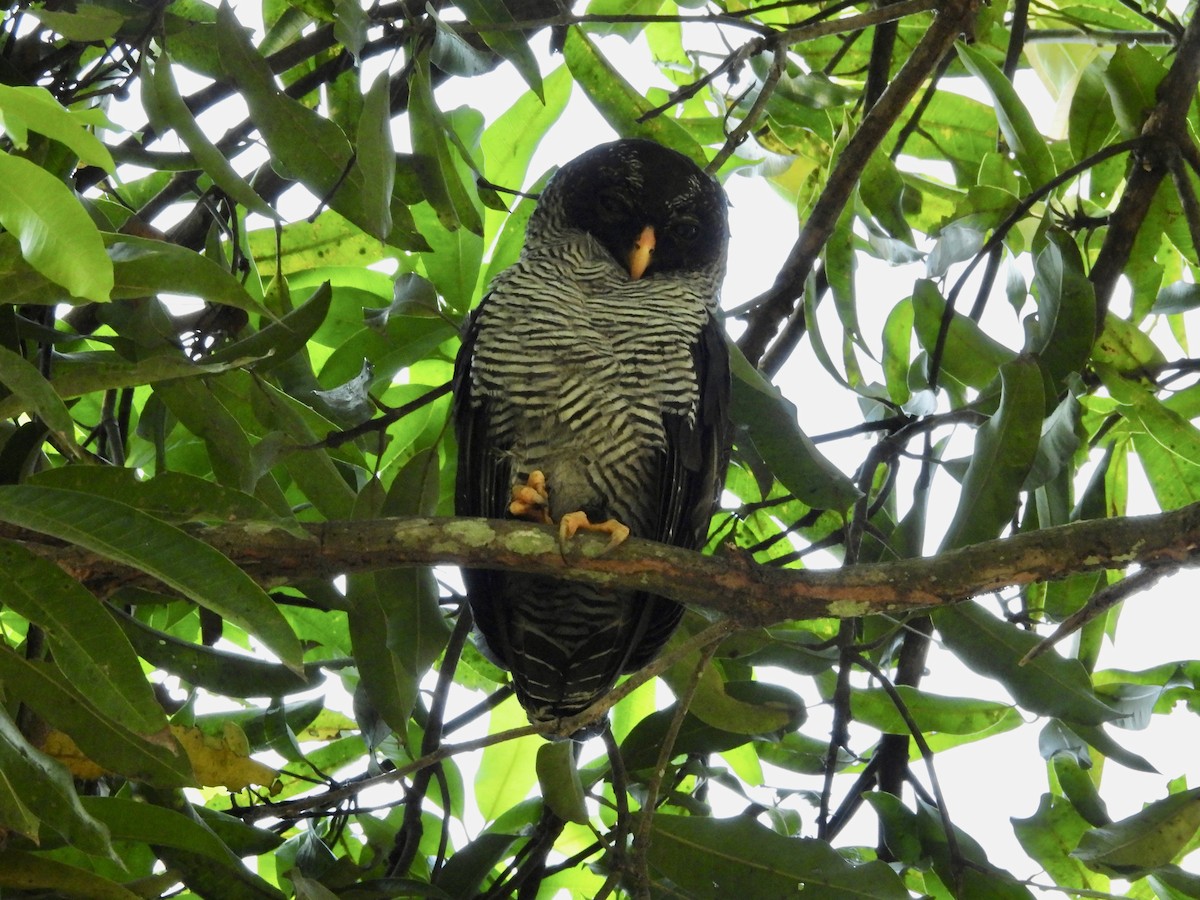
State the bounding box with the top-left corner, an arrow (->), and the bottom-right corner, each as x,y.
130,2 -> 1200,894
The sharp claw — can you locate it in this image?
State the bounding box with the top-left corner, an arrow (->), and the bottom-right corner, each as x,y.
558,511 -> 630,556
510,470 -> 551,523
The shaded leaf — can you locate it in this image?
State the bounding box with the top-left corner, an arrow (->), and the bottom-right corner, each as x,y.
0,485 -> 303,670
648,813 -> 911,898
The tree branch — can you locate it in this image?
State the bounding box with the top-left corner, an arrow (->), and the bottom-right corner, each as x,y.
16,501 -> 1200,628
1088,6 -> 1200,326
737,0 -> 979,365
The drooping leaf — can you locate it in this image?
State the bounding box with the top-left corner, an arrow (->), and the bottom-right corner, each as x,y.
648,813 -> 911,898
0,485 -> 303,670
1073,787 -> 1200,877
0,648 -> 191,787
958,42 -> 1056,190
143,56 -> 276,218
0,153 -> 112,302
936,601 -> 1117,726
728,342 -> 860,511
940,356 -> 1044,550
0,84 -> 115,170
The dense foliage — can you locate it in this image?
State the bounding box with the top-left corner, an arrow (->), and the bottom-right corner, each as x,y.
1,0 -> 1199,897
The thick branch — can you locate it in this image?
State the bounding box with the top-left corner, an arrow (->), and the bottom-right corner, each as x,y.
737,0 -> 979,366
1089,7 -> 1200,325
19,502 -> 1200,627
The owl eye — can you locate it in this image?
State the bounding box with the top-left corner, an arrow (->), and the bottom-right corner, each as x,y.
671,219 -> 701,243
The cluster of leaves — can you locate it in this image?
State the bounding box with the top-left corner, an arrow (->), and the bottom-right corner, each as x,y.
1,0 -> 1200,898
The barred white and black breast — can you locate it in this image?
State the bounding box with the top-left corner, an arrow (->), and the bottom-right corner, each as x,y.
453,139 -> 731,737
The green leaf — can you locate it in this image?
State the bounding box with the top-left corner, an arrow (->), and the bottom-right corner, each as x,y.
1073,787 -> 1200,876
940,357 -> 1043,550
0,850 -> 141,899
106,233 -> 270,313
0,345 -> 87,460
0,153 -> 112,302
0,485 -> 303,670
936,601 -> 1117,726
451,0 -> 543,97
728,343 -> 860,510
475,696 -> 540,822
849,686 -> 1015,736
957,42 -> 1056,189
0,705 -> 113,856
913,280 -> 1017,390
0,84 -> 115,170
563,29 -> 705,166
1102,44 -> 1165,138
215,2 -> 424,249
0,541 -> 166,734
408,58 -> 484,237
0,350 -> 248,420
1030,237 -> 1096,386
1093,313 -> 1167,374
355,70 -> 395,239
113,608 -> 322,698
0,648 -> 191,786
80,796 -> 243,868
1013,794 -> 1105,893
536,742 -> 588,825
648,814 -> 911,898
143,56 -> 275,218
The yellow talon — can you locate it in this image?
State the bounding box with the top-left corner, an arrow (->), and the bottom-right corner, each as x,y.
510,470 -> 551,524
559,511 -> 630,555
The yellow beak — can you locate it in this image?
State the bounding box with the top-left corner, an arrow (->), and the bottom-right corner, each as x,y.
627,225 -> 656,280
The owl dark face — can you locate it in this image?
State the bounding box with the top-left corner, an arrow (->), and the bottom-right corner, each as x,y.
548,139 -> 729,280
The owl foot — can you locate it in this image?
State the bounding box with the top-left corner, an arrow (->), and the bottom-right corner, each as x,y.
559,511 -> 630,556
509,470 -> 551,524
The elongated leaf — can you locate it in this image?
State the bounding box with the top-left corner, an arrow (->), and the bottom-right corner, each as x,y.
536,742 -> 588,824
913,279 -> 1016,390
409,58 -> 483,236
28,468 -> 302,532
1073,787 -> 1200,876
0,541 -> 165,734
81,796 -> 240,867
648,814 -> 911,898
958,42 -> 1056,189
0,84 -> 114,170
563,29 -> 705,166
451,0 -> 542,98
143,56 -> 276,218
113,609 -> 322,698
1013,794 -> 1103,892
0,485 -> 302,669
728,343 -> 860,511
0,153 -> 112,302
0,350 -> 247,420
0,648 -> 191,786
850,686 -> 1015,736
0,345 -> 86,459
106,233 -> 269,314
0,706 -> 112,856
475,696 -> 540,822
215,2 -> 424,249
940,356 -> 1043,550
0,851 -> 140,899
1030,238 -> 1096,386
936,601 -> 1117,726
355,70 -> 395,238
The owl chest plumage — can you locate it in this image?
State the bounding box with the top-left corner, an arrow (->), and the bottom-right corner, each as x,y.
468,242 -> 709,533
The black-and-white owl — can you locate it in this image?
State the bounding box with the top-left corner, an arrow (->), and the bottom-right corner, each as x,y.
453,139 -> 731,737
